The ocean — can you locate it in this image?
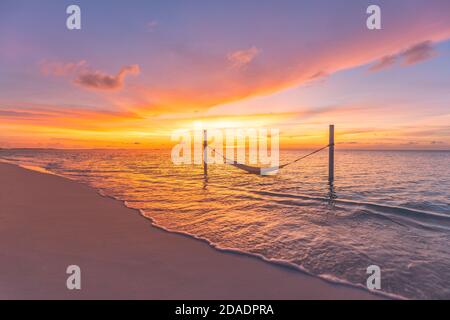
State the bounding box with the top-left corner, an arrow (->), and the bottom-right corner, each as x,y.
1,148 -> 449,299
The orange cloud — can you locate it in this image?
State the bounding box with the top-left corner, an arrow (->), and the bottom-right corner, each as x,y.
0,104 -> 143,131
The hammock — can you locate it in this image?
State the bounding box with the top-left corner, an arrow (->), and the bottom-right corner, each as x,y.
207,144 -> 331,176
230,162 -> 282,175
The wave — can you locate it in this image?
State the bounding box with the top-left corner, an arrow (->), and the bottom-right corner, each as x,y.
125,202 -> 404,300
207,184 -> 450,231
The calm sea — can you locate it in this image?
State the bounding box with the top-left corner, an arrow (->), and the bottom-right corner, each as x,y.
1,148 -> 449,299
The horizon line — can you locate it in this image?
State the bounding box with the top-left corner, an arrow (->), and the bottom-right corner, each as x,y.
1,147 -> 449,152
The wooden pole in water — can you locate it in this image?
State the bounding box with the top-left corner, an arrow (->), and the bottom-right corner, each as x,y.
203,129 -> 208,176
329,124 -> 335,183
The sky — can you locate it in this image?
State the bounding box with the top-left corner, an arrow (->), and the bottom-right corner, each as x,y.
0,0 -> 449,149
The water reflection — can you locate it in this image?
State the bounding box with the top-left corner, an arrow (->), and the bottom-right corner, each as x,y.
203,173 -> 209,190
327,181 -> 337,208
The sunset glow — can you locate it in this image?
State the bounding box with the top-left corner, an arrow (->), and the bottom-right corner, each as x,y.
1,1 -> 449,149
1,1 -> 450,302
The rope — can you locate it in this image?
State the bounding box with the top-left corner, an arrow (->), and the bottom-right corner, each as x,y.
206,146 -> 235,164
281,144 -> 331,168
206,144 -> 331,174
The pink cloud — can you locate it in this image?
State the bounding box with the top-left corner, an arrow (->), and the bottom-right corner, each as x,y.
227,46 -> 261,69
40,60 -> 86,76
128,19 -> 450,114
370,41 -> 436,72
369,55 -> 397,72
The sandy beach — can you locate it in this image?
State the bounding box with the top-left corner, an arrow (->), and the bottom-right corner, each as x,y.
0,162 -> 382,299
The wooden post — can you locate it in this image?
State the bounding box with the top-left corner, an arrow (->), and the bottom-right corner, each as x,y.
203,130 -> 208,176
329,124 -> 334,183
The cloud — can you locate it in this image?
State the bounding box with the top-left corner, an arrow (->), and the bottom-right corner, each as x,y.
40,61 -> 140,91
227,46 -> 261,69
402,41 -> 436,66
131,29 -> 449,115
308,71 -> 328,80
369,55 -> 397,72
370,41 -> 436,72
146,20 -> 158,32
32,3 -> 450,117
40,60 -> 86,76
74,65 -> 140,90
0,103 -> 143,130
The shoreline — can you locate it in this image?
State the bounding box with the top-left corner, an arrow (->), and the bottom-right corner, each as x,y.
0,162 -> 385,299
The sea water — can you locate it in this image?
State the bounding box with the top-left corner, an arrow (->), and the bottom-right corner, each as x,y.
1,149 -> 449,299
